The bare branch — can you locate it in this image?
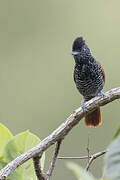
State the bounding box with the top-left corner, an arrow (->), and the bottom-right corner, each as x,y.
33,153 -> 45,180
58,150 -> 107,160
0,87 -> 119,179
86,135 -> 90,163
58,156 -> 90,160
33,140 -> 62,180
46,140 -> 62,178
86,150 -> 107,171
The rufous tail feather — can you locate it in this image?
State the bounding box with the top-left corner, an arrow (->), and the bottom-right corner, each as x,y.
85,107 -> 101,127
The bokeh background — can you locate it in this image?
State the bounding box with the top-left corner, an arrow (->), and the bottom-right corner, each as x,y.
0,0 -> 120,179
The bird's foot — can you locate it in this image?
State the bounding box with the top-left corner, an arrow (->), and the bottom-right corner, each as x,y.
98,91 -> 106,97
98,91 -> 109,99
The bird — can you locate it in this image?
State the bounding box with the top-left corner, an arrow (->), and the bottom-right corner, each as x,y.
72,37 -> 105,127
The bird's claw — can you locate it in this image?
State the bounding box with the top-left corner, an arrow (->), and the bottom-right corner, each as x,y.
98,91 -> 109,99
98,91 -> 106,97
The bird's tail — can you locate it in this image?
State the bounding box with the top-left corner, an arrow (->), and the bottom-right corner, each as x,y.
85,107 -> 101,127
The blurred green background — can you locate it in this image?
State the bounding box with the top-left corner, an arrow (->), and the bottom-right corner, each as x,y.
0,0 -> 120,179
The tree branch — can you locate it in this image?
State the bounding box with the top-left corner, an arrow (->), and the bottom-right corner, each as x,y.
33,140 -> 62,180
58,156 -> 91,160
86,135 -> 90,163
0,87 -> 120,179
58,150 -> 107,160
86,150 -> 107,171
46,140 -> 62,178
33,153 -> 45,180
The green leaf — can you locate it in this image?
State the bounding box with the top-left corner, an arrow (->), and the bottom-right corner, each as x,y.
66,162 -> 95,180
104,135 -> 120,180
0,123 -> 13,155
3,130 -> 45,180
113,126 -> 120,139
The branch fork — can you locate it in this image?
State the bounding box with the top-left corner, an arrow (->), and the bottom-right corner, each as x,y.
0,87 -> 119,179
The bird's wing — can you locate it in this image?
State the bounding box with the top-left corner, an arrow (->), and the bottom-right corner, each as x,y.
99,62 -> 105,83
73,70 -> 76,83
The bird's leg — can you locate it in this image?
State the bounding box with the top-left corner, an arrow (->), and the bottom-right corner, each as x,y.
81,99 -> 86,113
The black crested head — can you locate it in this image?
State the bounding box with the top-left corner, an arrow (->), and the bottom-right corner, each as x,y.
72,37 -> 85,52
72,37 -> 92,64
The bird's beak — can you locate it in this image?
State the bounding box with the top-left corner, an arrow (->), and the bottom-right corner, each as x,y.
72,51 -> 80,55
